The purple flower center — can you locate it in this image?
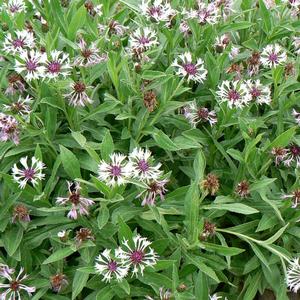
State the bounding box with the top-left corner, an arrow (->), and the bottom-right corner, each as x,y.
268,52 -> 278,63
12,39 -> 25,48
228,89 -> 240,101
138,36 -> 150,45
251,88 -> 261,98
197,108 -> 209,120
23,168 -> 35,179
69,193 -> 80,205
130,250 -> 144,264
110,165 -> 122,177
138,159 -> 149,172
47,61 -> 61,73
26,60 -> 38,72
10,280 -> 19,291
149,6 -> 162,16
290,145 -> 300,157
107,260 -> 118,272
10,5 -> 21,13
183,63 -> 197,75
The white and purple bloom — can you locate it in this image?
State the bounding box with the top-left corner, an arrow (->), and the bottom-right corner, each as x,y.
65,81 -> 92,107
260,44 -> 287,68
140,0 -> 175,23
287,258 -> 300,293
95,249 -> 129,282
0,265 -> 36,300
45,50 -> 71,80
216,80 -> 251,109
282,189 -> 300,208
128,148 -> 162,182
183,101 -> 217,127
12,156 -> 45,189
283,144 -> 300,168
179,21 -> 191,37
15,50 -> 47,81
98,153 -> 132,186
2,0 -> 26,15
172,52 -> 207,83
3,95 -> 32,117
56,181 -> 94,219
98,20 -> 128,37
129,27 -> 159,51
137,179 -> 168,206
0,113 -> 20,145
246,80 -> 272,105
292,109 -> 300,125
283,0 -> 300,7
292,37 -> 300,55
117,235 -> 158,276
184,2 -> 219,25
74,39 -> 106,67
214,34 -> 230,53
3,30 -> 35,55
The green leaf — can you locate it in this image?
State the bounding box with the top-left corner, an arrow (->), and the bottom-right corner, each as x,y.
265,127 -> 296,150
152,129 -> 178,151
202,203 -> 259,215
101,130 -> 114,161
185,252 -> 220,283
97,204 -> 110,230
202,243 -> 245,256
193,150 -> 206,182
59,145 -> 81,179
72,270 -> 90,300
67,6 -> 86,40
3,226 -> 23,256
42,247 -> 75,264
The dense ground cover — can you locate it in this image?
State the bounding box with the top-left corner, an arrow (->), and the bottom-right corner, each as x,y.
0,0 -> 300,299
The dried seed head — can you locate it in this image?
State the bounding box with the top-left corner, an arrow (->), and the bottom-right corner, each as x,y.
12,204 -> 30,223
143,90 -> 157,112
235,180 -> 250,198
2,22 -> 9,31
271,147 -> 287,165
50,273 -> 68,293
285,62 -> 295,77
201,173 -> 220,195
200,220 -> 216,240
75,228 -> 94,245
61,0 -> 70,7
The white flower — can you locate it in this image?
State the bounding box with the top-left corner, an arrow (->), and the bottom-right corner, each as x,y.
56,181 -> 94,219
229,46 -> 240,60
0,266 -> 36,300
12,156 -> 45,189
292,109 -> 300,125
283,0 -> 300,7
137,179 -> 168,206
260,44 -> 287,68
172,52 -> 207,83
57,230 -> 67,238
117,235 -> 158,276
3,30 -> 35,55
246,80 -> 271,105
282,189 -> 300,208
263,0 -> 276,9
183,101 -> 217,127
216,80 -> 251,109
95,249 -> 129,282
283,145 -> 300,168
140,0 -> 175,23
3,95 -> 32,117
98,153 -> 132,186
293,37 -> 300,55
184,2 -> 219,25
287,258 -> 300,292
74,39 -> 107,67
0,113 -> 20,145
45,50 -> 71,80
2,0 -> 26,15
209,294 -> 222,300
98,20 -> 128,37
128,148 -> 162,182
129,27 -> 159,51
214,34 -> 230,53
65,81 -> 93,107
15,50 -> 47,81
179,21 -> 191,37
